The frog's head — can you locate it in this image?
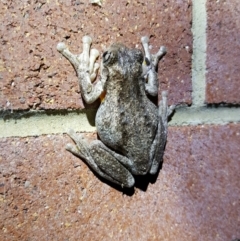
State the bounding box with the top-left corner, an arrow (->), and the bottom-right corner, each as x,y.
102,44 -> 143,80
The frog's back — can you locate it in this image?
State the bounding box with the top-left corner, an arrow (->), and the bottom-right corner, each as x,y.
95,43 -> 159,173
96,94 -> 158,172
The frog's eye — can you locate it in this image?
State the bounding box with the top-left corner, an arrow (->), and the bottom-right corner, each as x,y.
102,51 -> 116,65
103,51 -> 111,63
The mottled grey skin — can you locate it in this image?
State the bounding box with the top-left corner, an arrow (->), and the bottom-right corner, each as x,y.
57,36 -> 174,188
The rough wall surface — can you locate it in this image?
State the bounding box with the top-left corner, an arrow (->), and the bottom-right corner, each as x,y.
0,0 -> 240,241
0,0 -> 191,110
1,125 -> 239,241
206,0 -> 240,104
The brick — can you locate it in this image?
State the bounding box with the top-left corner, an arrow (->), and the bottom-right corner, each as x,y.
0,124 -> 239,240
0,0 -> 192,111
206,0 -> 240,104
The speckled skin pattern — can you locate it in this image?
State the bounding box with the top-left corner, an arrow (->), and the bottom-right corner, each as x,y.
57,36 -> 174,187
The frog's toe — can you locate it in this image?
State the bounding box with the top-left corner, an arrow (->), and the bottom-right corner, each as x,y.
66,143 -> 83,158
66,143 -> 77,152
168,105 -> 175,117
67,129 -> 85,143
57,42 -> 67,52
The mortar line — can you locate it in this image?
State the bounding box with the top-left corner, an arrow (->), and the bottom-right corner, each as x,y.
191,0 -> 207,106
0,106 -> 240,138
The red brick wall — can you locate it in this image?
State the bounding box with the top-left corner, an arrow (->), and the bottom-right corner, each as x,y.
206,0 -> 240,104
0,1 -> 239,240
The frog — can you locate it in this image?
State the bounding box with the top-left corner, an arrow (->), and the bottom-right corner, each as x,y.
57,35 -> 174,188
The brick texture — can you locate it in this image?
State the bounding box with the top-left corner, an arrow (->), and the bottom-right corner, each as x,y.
1,125 -> 239,241
206,0 -> 240,104
0,0 -> 192,111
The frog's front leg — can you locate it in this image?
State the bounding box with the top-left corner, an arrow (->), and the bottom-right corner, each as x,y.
66,130 -> 135,188
57,36 -> 104,104
141,36 -> 167,96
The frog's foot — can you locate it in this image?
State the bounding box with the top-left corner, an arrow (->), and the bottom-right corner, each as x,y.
149,91 -> 175,175
141,36 -> 166,96
66,129 -> 92,161
57,36 -> 99,81
158,91 -> 175,127
66,130 -> 135,188
57,36 -> 103,104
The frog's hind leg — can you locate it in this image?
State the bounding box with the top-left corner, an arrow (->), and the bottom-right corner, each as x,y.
149,91 -> 175,175
66,130 -> 135,188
